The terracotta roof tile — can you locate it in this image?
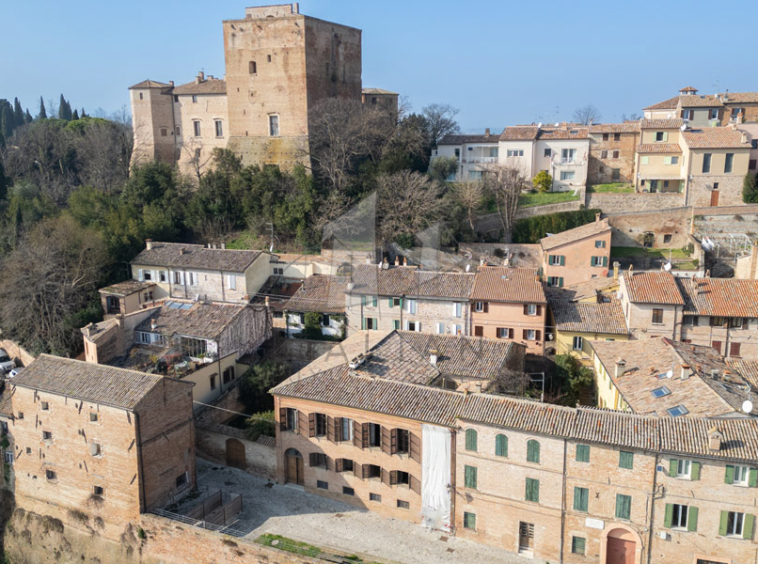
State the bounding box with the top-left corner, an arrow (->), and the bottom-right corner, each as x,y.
677,277 -> 758,317
551,298 -> 628,335
99,280 -> 156,297
637,143 -> 682,154
539,219 -> 611,251
643,96 -> 680,111
680,95 -> 723,108
349,265 -> 474,299
537,127 -> 589,140
546,277 -> 619,302
572,409 -> 661,451
129,79 -> 171,90
135,300 -> 246,340
623,272 -> 684,305
12,355 -> 178,411
723,93 -> 758,104
131,242 -> 263,273
681,128 -> 751,149
284,275 -> 348,314
500,126 -> 539,141
172,79 -> 227,96
640,118 -> 684,129
471,267 -> 546,304
439,133 -> 499,145
589,123 -> 640,134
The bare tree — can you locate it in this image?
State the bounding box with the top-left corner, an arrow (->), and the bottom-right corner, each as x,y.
376,171 -> 445,245
181,138 -> 214,183
621,113 -> 641,122
484,165 -> 529,238
422,103 -> 460,146
452,179 -> 485,232
572,104 -> 602,125
488,368 -> 532,396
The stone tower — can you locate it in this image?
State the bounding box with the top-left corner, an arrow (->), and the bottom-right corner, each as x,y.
222,3 -> 362,167
129,80 -> 176,165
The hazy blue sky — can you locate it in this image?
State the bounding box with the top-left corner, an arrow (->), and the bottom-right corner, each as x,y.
3,0 -> 757,131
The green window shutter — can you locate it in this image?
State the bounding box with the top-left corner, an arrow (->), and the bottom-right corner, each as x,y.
602,256 -> 608,267
388,298 -> 394,308
574,487 -> 588,512
361,295 -> 366,306
526,478 -> 540,502
558,277 -> 564,287
495,434 -> 508,457
576,444 -> 590,463
548,254 -> 554,264
691,461 -> 701,481
392,319 -> 400,330
669,458 -> 678,476
687,506 -> 698,532
663,131 -> 669,141
664,504 -> 673,528
465,429 -> 477,452
399,298 -> 403,309
464,465 -> 477,489
744,514 -> 755,540
749,468 -> 758,487
719,511 -> 729,536
361,317 -> 367,330
725,465 -> 735,485
372,296 -> 378,307
615,494 -> 631,520
560,255 -> 565,266
527,440 -> 540,463
619,451 -> 634,469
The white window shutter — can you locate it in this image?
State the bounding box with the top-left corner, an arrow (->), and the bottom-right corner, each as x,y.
437,323 -> 443,334
416,322 -> 421,332
404,320 -> 409,331
137,269 -> 144,281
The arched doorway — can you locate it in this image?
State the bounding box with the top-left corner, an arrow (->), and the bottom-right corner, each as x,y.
226,438 -> 246,469
284,448 -> 304,486
604,526 -> 638,564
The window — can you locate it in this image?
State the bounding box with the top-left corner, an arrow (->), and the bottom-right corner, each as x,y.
90,442 -> 102,457
619,451 -> 634,469
709,108 -> 719,120
525,304 -> 537,316
316,480 -> 328,490
404,298 -> 417,314
454,148 -> 460,159
614,133 -> 621,142
544,148 -> 552,157
615,494 -> 632,520
576,444 -> 590,463
191,95 -> 198,104
46,470 -> 57,481
210,374 -> 216,391
310,453 -> 328,469
139,92 -> 143,100
591,256 -> 608,267
641,156 -> 650,165
729,317 -> 744,328
652,309 -> 664,324
393,499 -> 409,510
365,464 -> 381,479
612,168 -> 620,181
571,536 -> 586,555
523,329 -> 535,340
395,429 -> 410,454
369,493 -> 381,502
573,487 -> 589,512
562,148 -> 576,163
338,418 -> 353,442
314,413 -> 326,437
497,327 -> 511,339
507,149 -> 524,157
674,458 -> 691,478
572,336 -> 583,351
548,254 -> 563,266
395,471 -> 410,486
560,170 -> 576,181
710,316 -> 726,327
651,386 -> 671,398
495,434 -> 508,457
193,121 -> 201,136
463,511 -> 476,530
464,465 -> 477,489
176,472 -> 188,487
368,423 -> 381,448
525,478 -> 540,502
726,464 -> 753,486
664,156 -> 679,165
4,452 -> 12,465
655,131 -> 667,142
42,431 -> 52,441
682,109 -> 693,120
335,458 -> 354,473
547,276 -> 563,287
214,120 -> 223,137
702,153 -> 712,173
474,301 -> 485,313
613,150 -> 620,159
269,115 -> 279,136
465,429 -> 478,452
667,405 -> 689,417
343,487 -> 355,496
283,408 -> 298,432
90,412 -> 99,422
601,150 -> 608,159
175,125 -> 181,136
722,511 -> 747,537
41,401 -> 49,411
17,412 -> 23,420
730,342 -> 742,358
468,170 -> 483,180
683,315 -> 698,326
725,153 -> 734,174
222,366 -> 235,384
526,439 -> 540,463
160,127 -> 167,137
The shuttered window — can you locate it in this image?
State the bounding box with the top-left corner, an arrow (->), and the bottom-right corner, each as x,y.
576,444 -> 590,463
615,494 -> 632,520
464,465 -> 477,489
526,440 -> 540,463
525,478 -> 540,502
495,434 -> 508,457
573,487 -> 589,512
465,429 -> 478,452
619,451 -> 634,469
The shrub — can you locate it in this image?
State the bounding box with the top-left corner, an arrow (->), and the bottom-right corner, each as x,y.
239,361 -> 290,412
512,209 -> 601,244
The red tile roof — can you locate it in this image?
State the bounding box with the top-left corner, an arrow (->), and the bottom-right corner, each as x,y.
640,118 -> 684,129
471,267 -> 546,304
589,123 -> 640,134
681,128 -> 751,149
623,272 -> 685,305
676,277 -> 758,317
539,219 -> 611,251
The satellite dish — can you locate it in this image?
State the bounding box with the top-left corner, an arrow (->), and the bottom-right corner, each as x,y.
743,400 -> 754,414
537,122 -> 542,128
680,124 -> 687,131
663,262 -> 672,271
465,264 -> 471,272
554,122 -> 560,127
666,370 -> 673,379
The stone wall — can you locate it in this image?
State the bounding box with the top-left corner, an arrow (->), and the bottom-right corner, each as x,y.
586,192 -> 685,214
0,340 -> 35,368
269,337 -> 339,369
608,207 -> 692,249
195,425 -> 277,479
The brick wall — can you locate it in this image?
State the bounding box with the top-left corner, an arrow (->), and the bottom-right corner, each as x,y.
607,207 -> 692,248
587,193 -> 685,214
542,227 -> 612,287
470,301 -> 546,355
587,132 -> 638,185
346,295 -> 469,336
195,424 -> 277,479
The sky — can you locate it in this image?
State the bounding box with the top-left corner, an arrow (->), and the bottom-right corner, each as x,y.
2,0 -> 758,132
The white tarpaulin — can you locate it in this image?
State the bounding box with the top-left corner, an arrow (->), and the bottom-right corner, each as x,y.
421,424 -> 451,532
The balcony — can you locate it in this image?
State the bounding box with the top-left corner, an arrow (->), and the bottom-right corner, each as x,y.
462,156 -> 498,164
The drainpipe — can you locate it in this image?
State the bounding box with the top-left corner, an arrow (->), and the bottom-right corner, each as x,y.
449,429 -> 457,533
559,439 -> 567,563
134,412 -> 147,512
646,453 -> 660,564
219,270 -> 226,303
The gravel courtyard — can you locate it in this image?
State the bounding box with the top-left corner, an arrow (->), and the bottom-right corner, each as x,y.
179,457 -> 543,564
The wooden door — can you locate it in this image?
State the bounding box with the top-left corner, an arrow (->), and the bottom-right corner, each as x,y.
518,522 -> 534,552
226,438 -> 246,470
712,340 -> 722,354
286,452 -> 304,485
607,537 -> 635,564
474,326 -> 483,337
710,190 -> 720,207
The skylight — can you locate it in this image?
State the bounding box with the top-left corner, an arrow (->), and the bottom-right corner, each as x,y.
651,386 -> 671,398
667,405 -> 689,417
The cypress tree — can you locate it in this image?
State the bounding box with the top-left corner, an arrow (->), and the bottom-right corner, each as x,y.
0,160 -> 7,201
25,109 -> 32,123
0,100 -> 14,142
72,109 -> 79,121
59,94 -> 72,121
80,108 -> 87,118
38,96 -> 47,119
13,98 -> 24,126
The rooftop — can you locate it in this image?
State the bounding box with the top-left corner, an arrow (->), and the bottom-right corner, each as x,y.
637,143 -> 682,154
362,88 -> 398,95
551,298 -> 628,335
284,275 -> 349,314
12,354 -> 178,411
172,78 -> 227,96
677,277 -> 758,318
589,123 -> 640,134
681,127 -> 751,150
500,125 -> 590,141
470,267 -> 546,304
0,382 -> 11,418
539,218 -> 611,251
348,265 -> 474,299
99,279 -> 156,297
640,118 -> 685,129
546,276 -> 619,302
622,271 -> 685,305
438,132 -> 499,145
131,242 -> 263,273
129,79 -> 172,90
135,300 -> 247,341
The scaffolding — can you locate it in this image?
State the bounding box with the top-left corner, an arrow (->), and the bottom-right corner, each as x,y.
694,231 -> 753,259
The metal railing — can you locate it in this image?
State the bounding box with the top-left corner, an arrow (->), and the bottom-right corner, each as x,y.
150,507 -> 247,538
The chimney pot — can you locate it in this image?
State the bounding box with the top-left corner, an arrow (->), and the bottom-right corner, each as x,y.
614,359 -> 626,379
429,349 -> 438,365
395,256 -> 400,266
145,239 -> 154,250
485,128 -> 490,136
708,428 -> 723,451
150,318 -> 157,331
595,212 -> 601,223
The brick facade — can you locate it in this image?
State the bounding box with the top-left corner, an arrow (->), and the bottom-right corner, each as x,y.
587,129 -> 639,186
345,294 -> 469,336
542,226 -> 612,288
470,301 -> 546,355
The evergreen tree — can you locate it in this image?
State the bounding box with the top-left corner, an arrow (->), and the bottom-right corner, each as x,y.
13,98 -> 24,126
24,109 -> 33,123
0,100 -> 14,144
80,108 -> 86,118
0,160 -> 7,201
38,96 -> 47,120
744,173 -> 758,204
58,94 -> 72,121
72,109 -> 79,121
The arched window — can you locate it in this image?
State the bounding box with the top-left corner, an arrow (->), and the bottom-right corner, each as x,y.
465,429 -> 478,452
495,434 -> 508,457
249,61 -> 257,74
527,439 -> 540,463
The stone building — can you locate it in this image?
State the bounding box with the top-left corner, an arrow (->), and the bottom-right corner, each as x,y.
540,216 -> 613,288
283,274 -> 349,338
587,123 -> 640,186
644,85 -> 758,125
344,264 -> 473,336
272,329 -> 758,564
9,355 -> 196,535
0,381 -> 13,489
469,267 -> 547,355
550,297 -> 629,358
433,130 -> 500,181
130,4 -> 394,174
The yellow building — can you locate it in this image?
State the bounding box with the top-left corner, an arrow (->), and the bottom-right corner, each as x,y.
550,294 -> 628,361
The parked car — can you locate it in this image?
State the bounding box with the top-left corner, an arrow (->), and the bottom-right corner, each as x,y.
0,349 -> 16,373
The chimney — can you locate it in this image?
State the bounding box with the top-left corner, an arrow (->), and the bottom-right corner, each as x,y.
680,364 -> 691,380
403,256 -> 408,266
480,258 -> 486,267
614,359 -> 626,379
708,427 -> 723,452
220,242 -> 226,250
179,248 -> 185,255
485,128 -> 490,137
395,255 -> 401,266
595,212 -> 601,223
151,318 -> 157,331
429,349 -> 438,365
196,71 -> 204,84
145,239 -> 154,250
613,261 -> 620,280
741,131 -> 749,144
346,281 -> 354,292
475,382 -> 483,394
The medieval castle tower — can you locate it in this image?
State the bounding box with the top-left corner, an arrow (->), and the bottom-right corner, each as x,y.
129,4 -> 396,176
